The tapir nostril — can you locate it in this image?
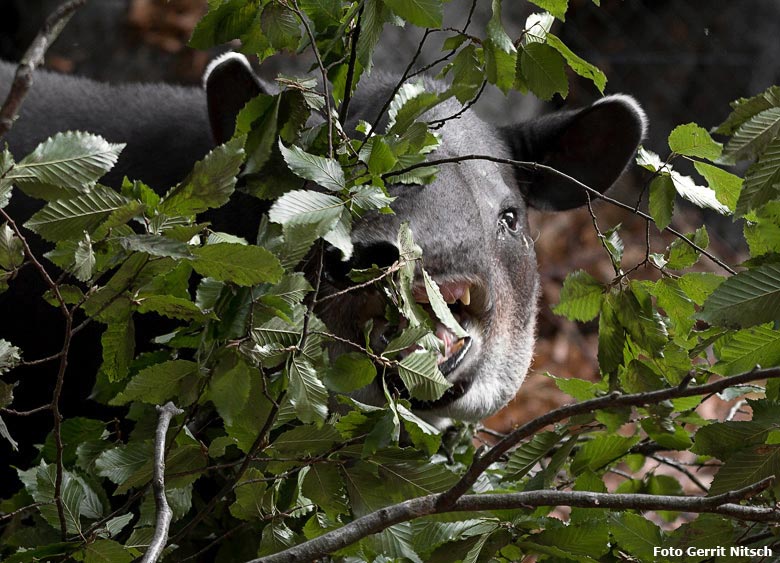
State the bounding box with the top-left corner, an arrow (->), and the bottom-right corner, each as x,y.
323,241 -> 400,286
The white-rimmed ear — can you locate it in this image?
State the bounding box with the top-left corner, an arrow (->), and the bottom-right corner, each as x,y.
503,94 -> 647,211
204,52 -> 266,144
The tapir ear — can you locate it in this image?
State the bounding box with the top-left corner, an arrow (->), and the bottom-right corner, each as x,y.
503,95 -> 647,211
204,52 -> 266,144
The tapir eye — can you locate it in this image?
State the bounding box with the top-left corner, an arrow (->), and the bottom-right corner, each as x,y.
499,209 -> 519,232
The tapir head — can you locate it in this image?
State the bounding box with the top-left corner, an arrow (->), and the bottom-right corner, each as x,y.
205,54 -> 646,423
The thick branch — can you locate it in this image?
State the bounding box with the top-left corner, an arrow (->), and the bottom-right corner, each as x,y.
140,402 -> 184,563
383,154 -> 736,275
253,478 -> 777,562
0,0 -> 88,138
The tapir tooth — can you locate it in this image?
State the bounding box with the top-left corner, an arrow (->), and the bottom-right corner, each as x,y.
460,286 -> 471,306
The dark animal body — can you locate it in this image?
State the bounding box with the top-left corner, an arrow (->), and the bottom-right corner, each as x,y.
0,54 -> 645,493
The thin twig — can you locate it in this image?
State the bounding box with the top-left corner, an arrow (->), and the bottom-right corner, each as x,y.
383,155 -> 737,275
0,501 -> 48,523
288,0 -> 334,157
648,454 -> 710,493
338,3 -> 364,124
140,402 -> 184,563
0,0 -> 88,138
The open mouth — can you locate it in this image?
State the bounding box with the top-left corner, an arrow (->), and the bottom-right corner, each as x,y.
380,278 -> 488,408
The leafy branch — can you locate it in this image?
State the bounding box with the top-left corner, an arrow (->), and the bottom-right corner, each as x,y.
257,367 -> 780,561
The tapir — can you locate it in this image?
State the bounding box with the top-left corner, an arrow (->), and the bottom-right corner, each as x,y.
0,53 -> 645,482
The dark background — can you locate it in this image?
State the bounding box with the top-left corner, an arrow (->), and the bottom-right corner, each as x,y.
0,0 -> 776,428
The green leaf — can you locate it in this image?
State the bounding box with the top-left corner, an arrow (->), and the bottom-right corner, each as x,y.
324,353 -> 377,393
571,435 -> 639,474
0,339 -> 21,375
692,421 -> 771,460
669,169 -> 730,214
553,269 -> 603,322
699,263 -> 780,328
693,161 -> 742,213
648,175 -> 676,230
302,463 -> 349,517
546,33 -> 605,93
668,123 -> 723,160
422,269 -> 468,338
117,234 -> 193,259
708,444 -> 780,496
112,360 -> 198,405
0,223 -> 24,270
137,295 -> 207,321
721,107 -> 780,164
715,85 -> 780,135
273,424 -> 340,455
260,2 -> 300,51
189,0 -> 260,49
485,0 -> 516,94
383,326 -> 431,357
268,189 -> 344,231
527,0 -> 568,20
288,355 -> 329,424
397,351 -> 451,401
279,141 -> 345,192
100,317 -> 135,383
609,513 -> 662,561
191,242 -> 283,286
10,132 -> 123,191
159,136 -> 244,216
736,137 -> 780,215
299,0 -> 342,30
519,41 -> 567,101
532,520 -> 609,559
24,186 -> 131,242
74,540 -> 133,563
505,431 -> 562,479
666,226 -> 708,270
713,325 -> 780,375
382,0 -> 442,28
356,0 -> 389,71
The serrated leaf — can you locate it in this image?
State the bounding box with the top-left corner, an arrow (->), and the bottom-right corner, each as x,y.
669,170 -> 730,214
721,107 -> 780,164
528,0 -> 568,20
100,317 -> 135,383
692,421 -> 771,460
137,295 -> 206,321
699,263 -> 780,328
159,136 -> 244,216
553,269 -> 603,322
693,161 -> 742,213
383,326 -> 431,357
288,355 -> 328,423
324,353 -> 377,393
666,226 -> 708,270
485,0 -> 517,94
272,424 -> 340,455
0,339 -> 21,375
261,2 -> 300,51
191,242 -> 283,286
713,325 -> 780,375
571,435 -> 639,474
117,234 -> 193,259
397,351 -> 451,401
668,123 -> 723,160
648,174 -> 676,230
189,0 -> 259,48
0,223 -> 24,269
302,463 -> 349,518
609,513 -> 662,560
708,444 -> 780,496
112,360 -> 198,405
268,189 -> 344,232
519,41 -> 567,101
546,33 -> 605,93
24,186 -> 131,242
10,132 -> 123,191
383,0 -> 442,27
736,137 -> 780,216
422,269 -> 468,338
279,141 -> 345,191
715,86 -> 780,135
76,539 -> 133,563
505,431 -> 562,479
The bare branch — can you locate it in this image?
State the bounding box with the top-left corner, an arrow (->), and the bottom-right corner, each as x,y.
0,501 -> 49,523
384,154 -> 737,275
0,0 -> 88,138
140,402 -> 184,563
253,478 -> 777,562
